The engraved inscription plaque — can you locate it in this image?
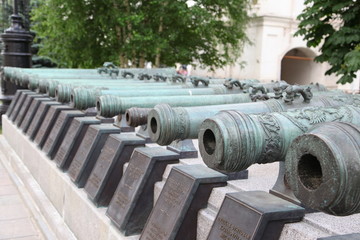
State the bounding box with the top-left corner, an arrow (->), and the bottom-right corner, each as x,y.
15,94 -> 44,127
85,134 -> 145,207
106,147 -> 179,236
54,117 -> 101,171
27,101 -> 61,140
42,110 -> 85,159
140,164 -> 228,240
10,91 -> 35,122
207,191 -> 305,240
6,89 -> 30,117
67,124 -> 121,187
20,97 -> 51,133
34,105 -> 73,149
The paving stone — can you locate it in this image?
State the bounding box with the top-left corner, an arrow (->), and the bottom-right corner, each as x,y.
0,185 -> 18,196
0,204 -> 30,221
0,218 -> 39,239
0,174 -> 13,186
0,194 -> 22,206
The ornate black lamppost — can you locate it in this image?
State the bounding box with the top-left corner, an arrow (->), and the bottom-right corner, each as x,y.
0,0 -> 32,114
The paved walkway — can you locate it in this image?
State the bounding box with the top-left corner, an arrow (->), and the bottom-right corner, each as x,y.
0,160 -> 44,240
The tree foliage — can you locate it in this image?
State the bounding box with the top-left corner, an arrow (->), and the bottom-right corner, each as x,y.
31,0 -> 251,68
295,0 -> 360,84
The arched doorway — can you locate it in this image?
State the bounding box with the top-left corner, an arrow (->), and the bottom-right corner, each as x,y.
281,48 -> 321,85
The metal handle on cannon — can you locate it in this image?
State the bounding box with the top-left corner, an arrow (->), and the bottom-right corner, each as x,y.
137,73 -> 152,80
223,79 -> 244,90
171,74 -> 186,83
121,71 -> 135,79
152,74 -> 167,82
190,76 -> 209,87
284,85 -> 313,104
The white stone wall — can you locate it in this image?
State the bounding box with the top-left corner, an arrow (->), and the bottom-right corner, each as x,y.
192,0 -> 350,90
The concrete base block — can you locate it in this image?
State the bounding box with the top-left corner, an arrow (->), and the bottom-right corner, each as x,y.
2,115 -> 360,240
2,116 -> 139,240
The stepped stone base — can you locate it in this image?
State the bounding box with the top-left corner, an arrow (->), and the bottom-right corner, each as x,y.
2,115 -> 360,240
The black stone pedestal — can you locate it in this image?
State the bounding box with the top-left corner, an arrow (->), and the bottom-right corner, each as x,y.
136,124 -> 153,143
14,93 -> 44,127
20,97 -> 52,133
42,110 -> 85,159
85,133 -> 146,207
166,139 -> 198,159
207,191 -> 305,240
54,117 -> 101,171
33,105 -> 73,149
106,147 -> 180,236
140,164 -> 228,240
9,91 -> 37,122
113,114 -> 135,132
5,89 -> 31,117
26,101 -> 61,140
67,124 -> 121,187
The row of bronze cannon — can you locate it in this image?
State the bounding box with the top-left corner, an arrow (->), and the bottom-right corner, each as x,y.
124,94 -> 360,216
3,66 -> 359,217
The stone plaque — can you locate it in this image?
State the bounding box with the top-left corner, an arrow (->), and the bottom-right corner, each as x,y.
140,164 -> 228,240
6,89 -> 30,117
54,117 -> 101,171
10,91 -> 36,122
42,110 -> 85,159
85,134 -> 146,207
27,101 -> 61,140
207,191 -> 305,240
317,234 -> 360,240
106,147 -> 179,236
166,139 -> 198,159
14,94 -> 44,127
20,97 -> 52,133
34,105 -> 73,149
67,124 -> 121,187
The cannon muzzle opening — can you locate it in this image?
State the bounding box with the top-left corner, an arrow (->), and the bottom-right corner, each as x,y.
203,129 -> 216,155
150,117 -> 158,135
285,122 -> 360,216
298,153 -> 323,191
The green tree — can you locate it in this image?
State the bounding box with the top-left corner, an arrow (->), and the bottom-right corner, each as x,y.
295,0 -> 360,84
31,0 -> 251,68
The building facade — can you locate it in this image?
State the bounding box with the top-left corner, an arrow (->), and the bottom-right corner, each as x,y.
192,0 -> 358,91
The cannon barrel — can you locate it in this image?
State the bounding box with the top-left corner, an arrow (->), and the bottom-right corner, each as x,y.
198,103 -> 360,172
3,66 -> 176,89
148,94 -> 356,145
71,86 -> 244,110
96,93 -> 254,117
125,107 -> 152,127
54,81 -> 227,103
285,122 -> 360,216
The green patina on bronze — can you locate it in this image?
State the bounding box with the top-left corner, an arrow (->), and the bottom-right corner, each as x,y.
125,107 -> 153,127
147,93 -> 355,146
71,86 -> 245,110
198,98 -> 360,172
3,66 -> 177,90
285,122 -> 360,216
96,93 -> 254,117
55,81 -> 227,103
